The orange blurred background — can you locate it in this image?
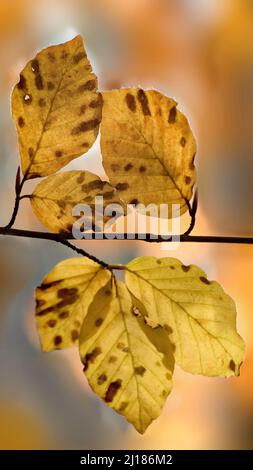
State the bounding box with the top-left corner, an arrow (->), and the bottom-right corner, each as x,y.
0,0 -> 253,449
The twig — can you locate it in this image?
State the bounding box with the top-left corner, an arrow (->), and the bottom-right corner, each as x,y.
59,239 -> 109,267
4,167 -> 26,229
183,188 -> 198,236
0,227 -> 252,244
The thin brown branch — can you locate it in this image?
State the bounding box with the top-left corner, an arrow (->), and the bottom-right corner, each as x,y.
4,167 -> 27,229
0,227 -> 252,244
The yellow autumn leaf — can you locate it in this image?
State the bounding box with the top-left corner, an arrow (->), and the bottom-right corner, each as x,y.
100,88 -> 196,217
35,257 -> 111,352
12,35 -> 102,179
30,170 -> 124,234
79,280 -> 174,434
126,257 -> 245,377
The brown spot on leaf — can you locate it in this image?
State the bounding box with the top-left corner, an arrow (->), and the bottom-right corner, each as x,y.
95,318 -> 103,327
97,374 -> 107,385
137,89 -> 151,116
31,59 -> 40,74
103,190 -> 115,200
58,311 -> 69,319
40,280 -> 62,290
139,165 -> 146,173
47,319 -> 57,328
108,356 -> 117,364
55,150 -> 63,157
180,137 -> 186,147
129,198 -> 139,205
115,182 -> 129,191
73,51 -> 87,64
47,81 -> 55,90
18,116 -> 25,128
35,74 -> 44,90
162,390 -> 167,397
54,335 -> 62,347
89,97 -> 101,108
170,265 -> 175,270
166,372 -> 172,380
78,80 -> 96,92
124,163 -> 133,171
61,50 -> 68,60
58,287 -> 78,298
83,347 -> 102,371
164,324 -> 173,334
48,52 -> 55,62
57,294 -> 78,308
182,265 -> 190,272
80,183 -> 89,192
125,93 -> 136,112
105,289 -> 111,296
185,176 -> 191,185
200,276 -> 211,285
104,380 -> 122,403
71,330 -> 79,342
36,299 -> 46,308
81,142 -> 89,148
134,366 -> 146,376
83,195 -> 92,203
157,259 -> 162,264
58,200 -> 66,209
117,342 -> 129,353
119,401 -> 128,412
36,305 -> 55,316
38,98 -> 46,107
80,104 -> 87,115
88,179 -> 106,191
111,164 -> 120,172
77,173 -> 85,184
229,360 -> 236,372
168,106 -> 177,123
17,74 -> 26,90
71,119 -> 100,135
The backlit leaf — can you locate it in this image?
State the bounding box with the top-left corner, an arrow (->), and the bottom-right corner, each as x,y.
30,170 -> 124,233
12,35 -> 102,179
100,88 -> 196,217
35,257 -> 111,352
126,257 -> 245,377
79,280 -> 174,433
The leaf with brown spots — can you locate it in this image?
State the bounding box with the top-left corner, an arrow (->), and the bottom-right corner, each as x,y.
100,88 -> 197,218
126,256 -> 245,377
12,35 -> 102,179
35,257 -> 111,351
30,170 -> 125,233
79,281 -> 174,433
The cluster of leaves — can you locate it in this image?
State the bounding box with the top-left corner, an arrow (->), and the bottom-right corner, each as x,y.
11,36 -> 245,433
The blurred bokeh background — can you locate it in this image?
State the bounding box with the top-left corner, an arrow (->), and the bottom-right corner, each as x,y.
0,0 -> 253,449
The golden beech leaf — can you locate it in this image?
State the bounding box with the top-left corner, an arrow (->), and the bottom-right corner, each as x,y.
100,88 -> 197,217
30,170 -> 124,234
126,257 -> 245,377
79,280 -> 174,434
12,35 -> 102,179
35,257 -> 111,352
